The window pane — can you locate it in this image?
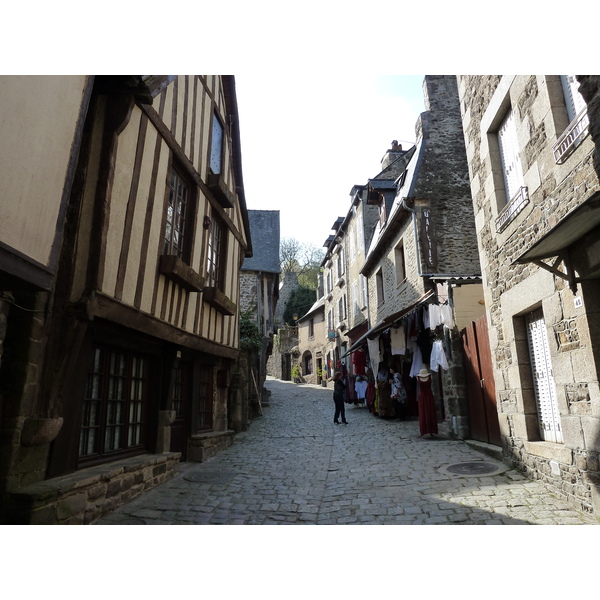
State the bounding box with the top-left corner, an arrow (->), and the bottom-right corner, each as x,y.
210,115 -> 223,174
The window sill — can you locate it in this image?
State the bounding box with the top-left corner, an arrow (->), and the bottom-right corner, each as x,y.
207,173 -> 235,208
203,286 -> 236,316
159,255 -> 205,292
523,440 -> 570,463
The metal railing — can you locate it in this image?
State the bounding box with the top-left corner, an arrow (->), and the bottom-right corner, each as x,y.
552,109 -> 590,164
495,186 -> 529,232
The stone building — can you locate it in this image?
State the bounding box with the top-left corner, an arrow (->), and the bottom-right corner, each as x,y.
296,297 -> 326,385
320,217 -> 349,377
0,75 -> 252,524
239,210 -> 280,422
457,75 -> 600,516
353,75 -> 486,435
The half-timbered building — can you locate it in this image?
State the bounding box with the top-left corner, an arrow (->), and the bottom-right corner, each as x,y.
0,75 -> 252,523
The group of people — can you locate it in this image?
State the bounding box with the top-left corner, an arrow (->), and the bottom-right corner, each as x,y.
331,366 -> 438,437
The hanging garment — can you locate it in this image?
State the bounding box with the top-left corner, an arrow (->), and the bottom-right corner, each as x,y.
367,338 -> 381,373
347,375 -> 357,401
377,379 -> 395,418
423,304 -> 430,329
441,303 -> 455,328
417,376 -> 438,435
417,328 -> 432,365
409,345 -> 424,378
352,348 -> 367,375
390,324 -> 407,355
428,304 -> 442,328
430,339 -> 449,372
366,382 -> 376,413
355,378 -> 368,400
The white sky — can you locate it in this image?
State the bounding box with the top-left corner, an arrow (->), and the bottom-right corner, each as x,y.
235,74 -> 426,250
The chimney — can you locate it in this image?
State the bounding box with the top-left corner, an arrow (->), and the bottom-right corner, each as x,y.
381,140 -> 404,169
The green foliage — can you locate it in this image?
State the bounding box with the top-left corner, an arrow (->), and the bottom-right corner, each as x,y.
291,364 -> 301,379
239,310 -> 262,352
283,286 -> 317,325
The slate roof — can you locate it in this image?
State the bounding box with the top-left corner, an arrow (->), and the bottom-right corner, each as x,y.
241,210 -> 281,273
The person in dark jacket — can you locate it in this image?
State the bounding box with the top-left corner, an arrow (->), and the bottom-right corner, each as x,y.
333,371 -> 348,425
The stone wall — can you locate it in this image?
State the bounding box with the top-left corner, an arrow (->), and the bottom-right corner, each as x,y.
457,75 -> 600,515
5,453 -> 180,524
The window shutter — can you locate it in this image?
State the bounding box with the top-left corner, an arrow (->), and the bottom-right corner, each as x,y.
561,75 -> 587,122
526,310 -> 563,443
498,108 -> 524,204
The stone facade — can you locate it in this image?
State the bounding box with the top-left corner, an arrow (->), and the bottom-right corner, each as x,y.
6,453 -> 180,524
457,75 -> 600,516
297,298 -> 326,385
361,75 -> 484,435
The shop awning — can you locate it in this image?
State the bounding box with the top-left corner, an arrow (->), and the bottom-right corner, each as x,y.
343,290 -> 435,357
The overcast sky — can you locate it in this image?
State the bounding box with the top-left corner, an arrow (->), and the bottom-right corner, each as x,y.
235,74 -> 426,251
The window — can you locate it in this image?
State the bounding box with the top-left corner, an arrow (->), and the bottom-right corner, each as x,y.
357,212 -> 365,253
495,107 -> 529,232
338,295 -> 346,324
376,269 -> 384,305
553,76 -> 590,164
164,166 -> 191,259
337,247 -> 345,277
79,347 -> 149,461
309,318 -> 314,338
210,114 -> 224,176
206,212 -> 226,289
349,225 -> 356,263
561,75 -> 587,123
326,270 -> 332,294
394,242 -> 406,285
360,274 -> 368,309
352,281 -> 359,317
498,108 -> 524,206
526,310 -> 563,443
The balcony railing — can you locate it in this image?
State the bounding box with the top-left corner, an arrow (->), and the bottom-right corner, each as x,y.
495,186 -> 529,232
552,109 -> 590,164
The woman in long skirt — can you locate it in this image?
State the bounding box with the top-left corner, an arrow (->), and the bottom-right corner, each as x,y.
416,368 -> 438,437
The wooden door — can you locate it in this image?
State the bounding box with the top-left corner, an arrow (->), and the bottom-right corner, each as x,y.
461,315 -> 501,445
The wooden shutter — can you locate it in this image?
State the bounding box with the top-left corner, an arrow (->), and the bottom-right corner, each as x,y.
498,108 -> 524,205
526,310 -> 563,443
561,75 -> 587,122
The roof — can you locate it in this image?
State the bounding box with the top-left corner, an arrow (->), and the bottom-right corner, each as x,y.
241,210 -> 281,273
298,297 -> 325,321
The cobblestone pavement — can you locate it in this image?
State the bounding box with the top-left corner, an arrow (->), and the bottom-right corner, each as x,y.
98,377 -> 599,525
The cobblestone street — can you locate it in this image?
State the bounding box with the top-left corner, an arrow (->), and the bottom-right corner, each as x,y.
98,377 -> 599,525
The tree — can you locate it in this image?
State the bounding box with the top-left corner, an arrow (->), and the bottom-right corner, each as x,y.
283,286 -> 318,325
279,237 -> 325,291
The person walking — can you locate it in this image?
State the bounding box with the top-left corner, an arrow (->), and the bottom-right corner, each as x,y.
333,371 -> 348,425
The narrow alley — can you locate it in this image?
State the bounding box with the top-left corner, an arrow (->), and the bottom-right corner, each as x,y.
98,377 -> 598,525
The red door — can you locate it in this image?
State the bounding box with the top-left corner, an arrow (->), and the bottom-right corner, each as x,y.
461,315 -> 501,446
